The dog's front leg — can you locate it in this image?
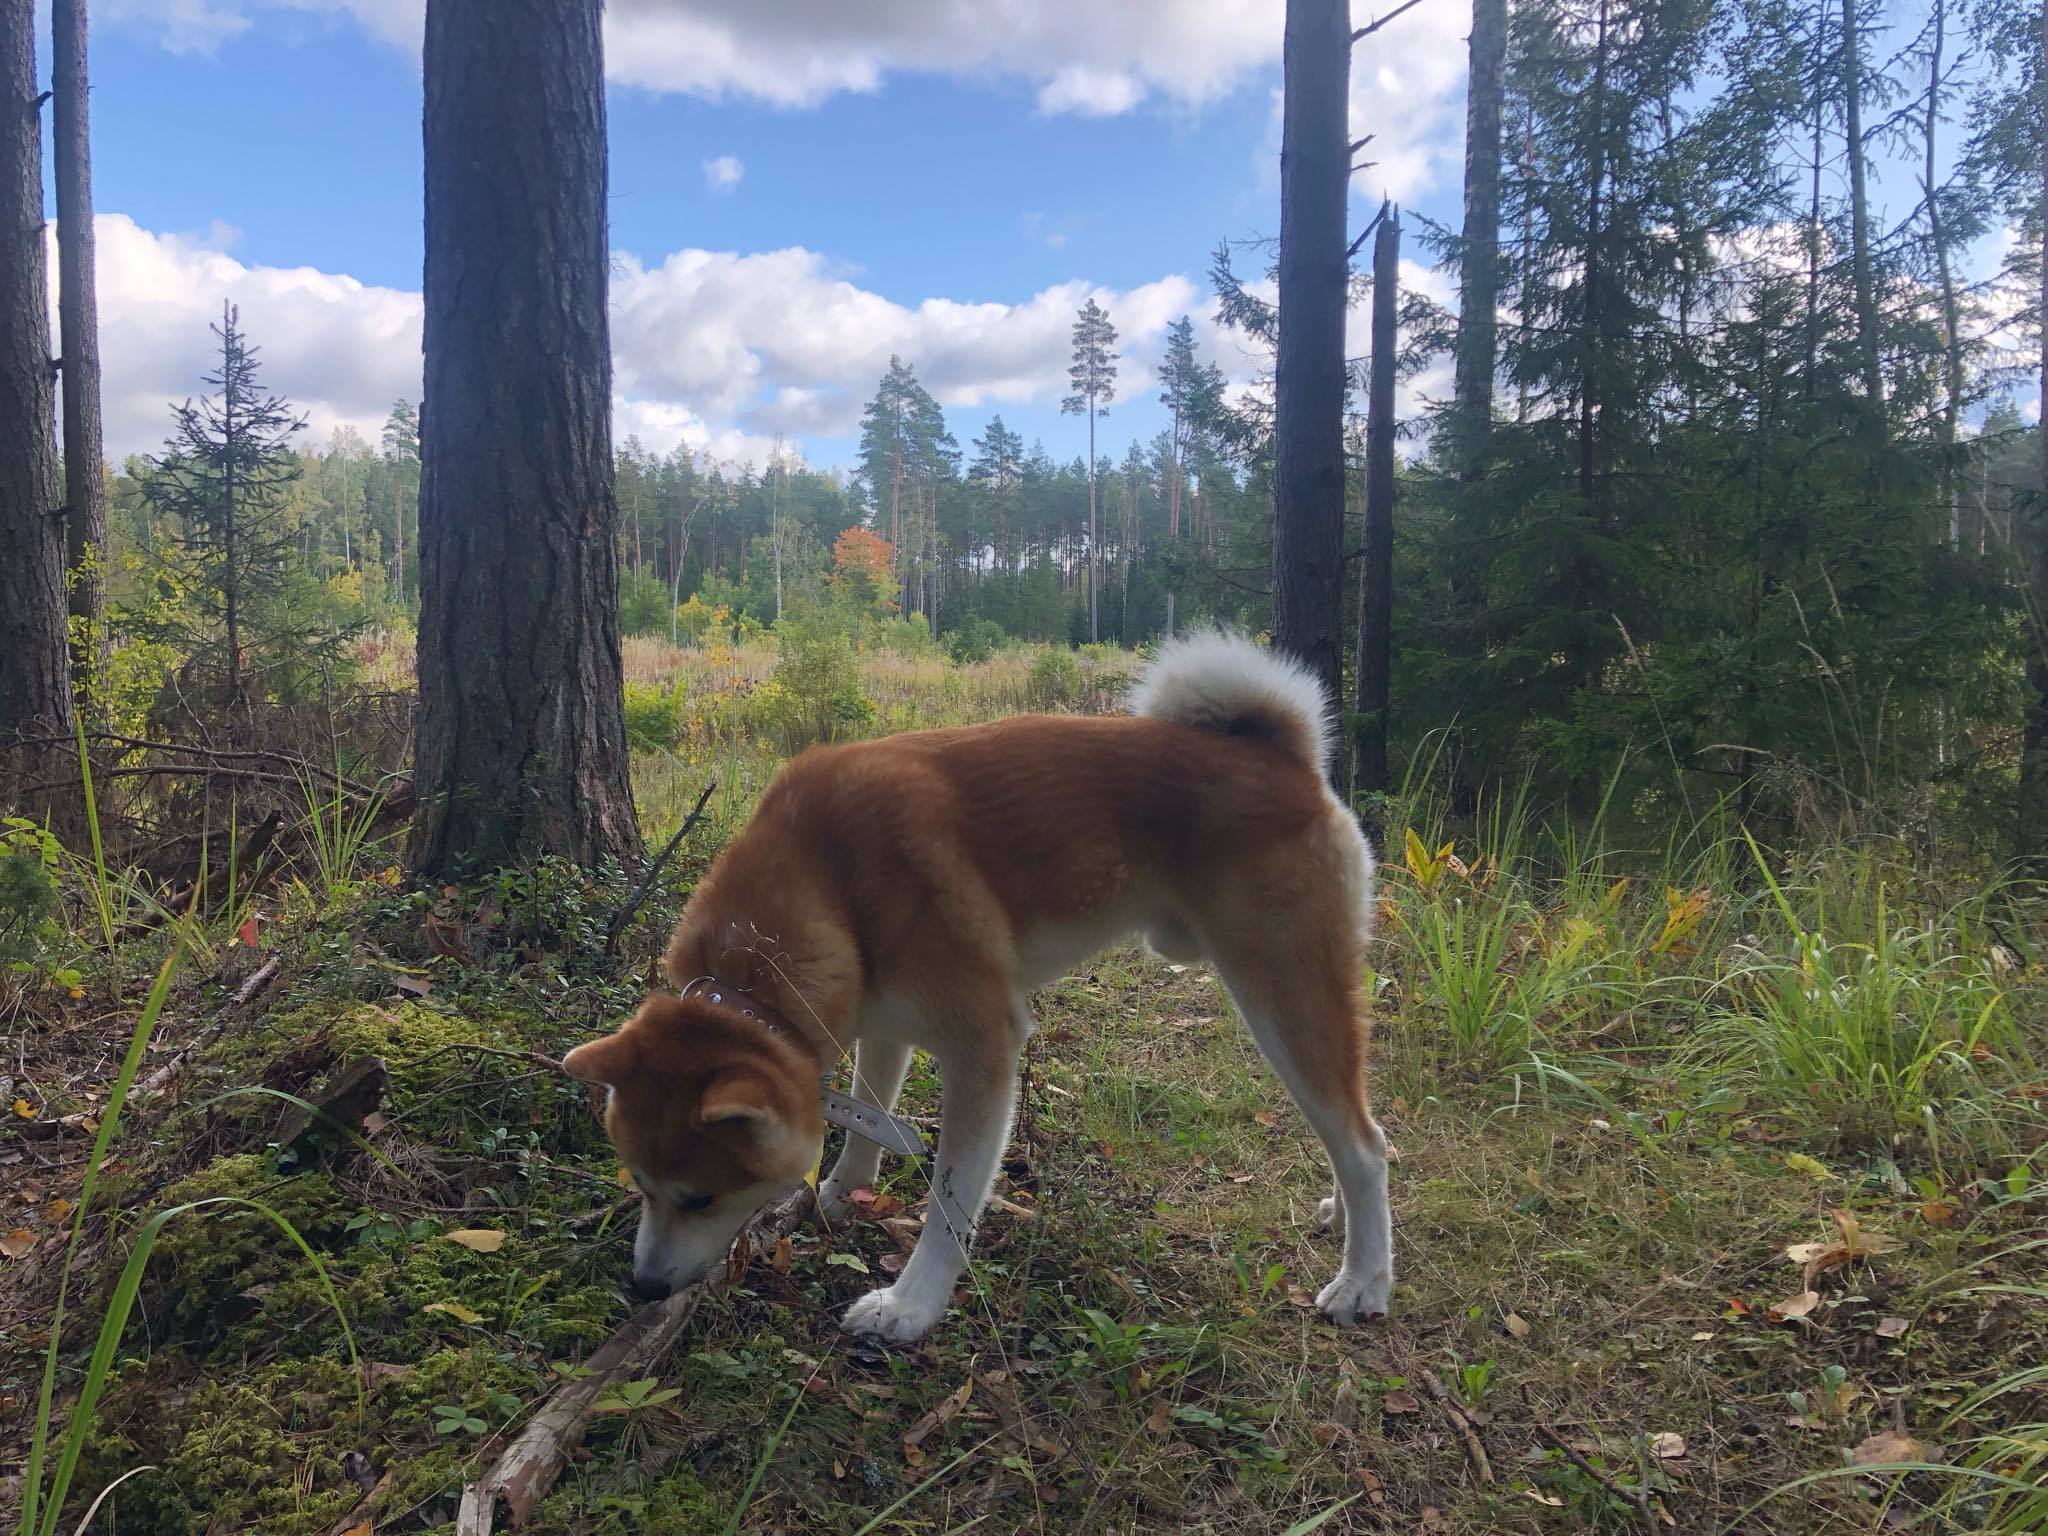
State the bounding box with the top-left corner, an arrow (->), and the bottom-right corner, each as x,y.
842,1040 -> 1018,1342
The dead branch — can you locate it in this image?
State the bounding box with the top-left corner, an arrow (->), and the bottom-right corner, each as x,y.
1422,1375 -> 1494,1485
407,1040 -> 565,1075
1518,1386 -> 1657,1533
455,1186 -> 813,1534
137,954 -> 284,1099
1352,0 -> 1429,39
603,780 -> 716,954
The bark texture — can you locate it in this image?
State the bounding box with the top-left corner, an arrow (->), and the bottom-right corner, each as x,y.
1352,210 -> 1399,799
1,0 -> 76,800
2020,0 -> 2048,865
1452,0 -> 1507,481
409,0 -> 641,877
1272,0 -> 1351,741
53,0 -> 104,698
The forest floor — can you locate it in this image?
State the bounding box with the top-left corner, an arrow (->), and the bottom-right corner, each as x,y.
2,642 -> 2044,1535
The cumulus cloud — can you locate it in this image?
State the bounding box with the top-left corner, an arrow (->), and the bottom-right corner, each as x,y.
65,213 -> 1209,466
701,154 -> 745,193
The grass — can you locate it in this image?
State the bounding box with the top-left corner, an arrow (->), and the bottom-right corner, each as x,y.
1,636 -> 2043,1534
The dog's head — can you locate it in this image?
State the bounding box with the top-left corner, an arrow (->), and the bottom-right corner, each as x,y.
564,991 -> 822,1299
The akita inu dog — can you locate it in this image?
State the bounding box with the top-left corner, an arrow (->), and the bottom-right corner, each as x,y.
564,632 -> 1391,1341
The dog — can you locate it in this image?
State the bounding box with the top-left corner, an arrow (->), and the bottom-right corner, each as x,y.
563,631 -> 1391,1342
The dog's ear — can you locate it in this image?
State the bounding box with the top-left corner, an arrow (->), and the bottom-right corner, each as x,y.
563,1030 -> 639,1087
699,1069 -> 781,1130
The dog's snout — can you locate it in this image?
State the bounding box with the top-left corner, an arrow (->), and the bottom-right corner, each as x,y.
630,1271 -> 673,1303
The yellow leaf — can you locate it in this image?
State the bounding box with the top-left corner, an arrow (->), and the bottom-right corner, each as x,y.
43,1198 -> 75,1225
446,1228 -> 505,1253
1783,1153 -> 1834,1181
614,1164 -> 633,1188
423,1301 -> 484,1324
1,1228 -> 34,1259
1504,1311 -> 1532,1339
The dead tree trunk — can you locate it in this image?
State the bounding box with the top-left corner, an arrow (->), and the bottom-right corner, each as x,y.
1,0 -> 77,813
1351,209 -> 1399,801
1452,0 -> 1507,481
409,0 -> 642,877
52,0 -> 103,707
1272,0 -> 1351,751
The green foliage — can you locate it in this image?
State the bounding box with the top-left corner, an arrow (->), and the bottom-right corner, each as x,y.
1027,646 -> 1083,710
623,679 -> 689,751
0,818 -> 74,994
750,611 -> 877,752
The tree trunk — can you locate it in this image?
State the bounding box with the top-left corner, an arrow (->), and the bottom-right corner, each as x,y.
409,0 -> 641,878
2019,0 -> 2048,864
1803,0 -> 1827,396
52,0 -> 104,708
1452,0 -> 1506,481
1921,0 -> 1962,545
1578,0 -> 1609,506
1271,0 -> 1350,744
1841,0 -> 1885,420
1352,210 -> 1399,801
1087,408 -> 1098,642
1,0 -> 76,812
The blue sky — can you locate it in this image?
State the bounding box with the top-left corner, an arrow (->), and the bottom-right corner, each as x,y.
48,0 -> 2017,475
59,0 -> 1478,472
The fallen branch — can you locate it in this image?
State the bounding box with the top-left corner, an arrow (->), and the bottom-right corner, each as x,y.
455,1186 -> 812,1534
603,781 -> 716,954
137,954 -> 284,1100
1519,1386 -> 1657,1534
1422,1375 -> 1494,1486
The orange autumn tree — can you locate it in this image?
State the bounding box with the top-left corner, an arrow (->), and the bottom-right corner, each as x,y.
830,525 -> 897,614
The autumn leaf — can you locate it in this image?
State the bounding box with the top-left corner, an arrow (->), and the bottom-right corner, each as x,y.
1783,1153 -> 1834,1181
43,1197 -> 75,1224
1650,1431 -> 1686,1459
1851,1429 -> 1925,1468
1874,1316 -> 1910,1339
10,1097 -> 34,1120
445,1228 -> 505,1253
902,1377 -> 973,1455
1503,1311 -> 1532,1339
1,1228 -> 35,1259
423,1300 -> 484,1324
1767,1289 -> 1821,1323
1381,1389 -> 1421,1416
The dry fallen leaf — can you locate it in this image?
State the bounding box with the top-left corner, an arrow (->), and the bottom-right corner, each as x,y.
1,1228 -> 34,1259
902,1377 -> 973,1454
1768,1290 -> 1821,1323
1690,1330 -> 1717,1342
1650,1432 -> 1686,1459
445,1228 -> 505,1253
1254,1110 -> 1278,1128
1504,1311 -> 1532,1339
1851,1429 -> 1925,1468
1381,1389 -> 1421,1416
10,1098 -> 34,1120
1785,1210 -> 1900,1286
771,1234 -> 793,1274
1146,1399 -> 1172,1435
42,1197 -> 75,1224
1525,1489 -> 1565,1507
337,1523 -> 372,1536
1874,1315 -> 1910,1339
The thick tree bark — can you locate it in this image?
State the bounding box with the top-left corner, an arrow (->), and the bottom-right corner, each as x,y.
1352,210 -> 1399,800
1272,0 -> 1351,742
52,0 -> 103,706
2020,0 -> 2048,864
409,0 -> 641,877
1,0 -> 77,810
1841,0 -> 1885,420
1452,0 -> 1507,481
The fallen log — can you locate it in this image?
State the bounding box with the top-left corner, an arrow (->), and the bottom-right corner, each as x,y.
454,1186 -> 814,1534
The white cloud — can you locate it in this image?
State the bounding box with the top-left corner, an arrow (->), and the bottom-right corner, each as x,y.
701,154 -> 745,193
63,213 -> 1209,466
97,0 -> 1319,118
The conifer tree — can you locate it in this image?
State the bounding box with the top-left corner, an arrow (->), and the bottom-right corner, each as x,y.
1063,296 -> 1118,642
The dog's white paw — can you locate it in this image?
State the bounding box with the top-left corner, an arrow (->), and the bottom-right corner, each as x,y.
1316,1268 -> 1390,1325
841,1284 -> 944,1342
1315,1195 -> 1345,1236
815,1175 -> 857,1226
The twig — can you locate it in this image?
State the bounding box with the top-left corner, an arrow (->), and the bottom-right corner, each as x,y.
454,1186 -> 813,1535
136,954 -> 284,1099
406,1040 -> 565,1075
1422,1376 -> 1494,1486
1352,0 -> 1429,40
603,781 -> 716,954
1519,1386 -> 1657,1533
1347,198 -> 1393,260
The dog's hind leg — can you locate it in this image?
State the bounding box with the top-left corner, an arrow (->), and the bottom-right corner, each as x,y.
842,1014 -> 1022,1342
818,1037 -> 915,1223
1210,929 -> 1391,1324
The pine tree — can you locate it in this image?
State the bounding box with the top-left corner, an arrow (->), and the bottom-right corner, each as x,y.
138,303 -> 313,718
52,0 -> 105,706
1063,296 -> 1118,643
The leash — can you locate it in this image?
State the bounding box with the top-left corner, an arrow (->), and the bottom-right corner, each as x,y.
676,976 -> 929,1157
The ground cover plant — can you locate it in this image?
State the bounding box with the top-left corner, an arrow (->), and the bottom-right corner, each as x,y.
2,636 -> 2042,1535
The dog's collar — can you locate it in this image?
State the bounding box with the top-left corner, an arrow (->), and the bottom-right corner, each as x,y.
674,976 -> 928,1157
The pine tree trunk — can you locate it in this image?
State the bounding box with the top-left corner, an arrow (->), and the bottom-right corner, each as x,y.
2019,0 -> 2048,864
1841,0 -> 1885,419
1352,210 -> 1399,800
1578,0 -> 1609,506
52,0 -> 104,708
1272,0 -> 1350,742
409,0 -> 641,877
1,0 -> 77,807
1921,0 -> 1962,545
1087,407 -> 1098,642
1452,0 -> 1506,481
1803,0 -> 1827,396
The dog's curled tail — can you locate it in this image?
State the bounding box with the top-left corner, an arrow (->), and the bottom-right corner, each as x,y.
1129,630 -> 1331,775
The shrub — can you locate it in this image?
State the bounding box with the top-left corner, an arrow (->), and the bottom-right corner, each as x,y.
1027,646 -> 1083,711
619,568 -> 675,636
0,817 -> 79,997
750,613 -> 876,752
946,615 -> 1008,665
622,679 -> 687,752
